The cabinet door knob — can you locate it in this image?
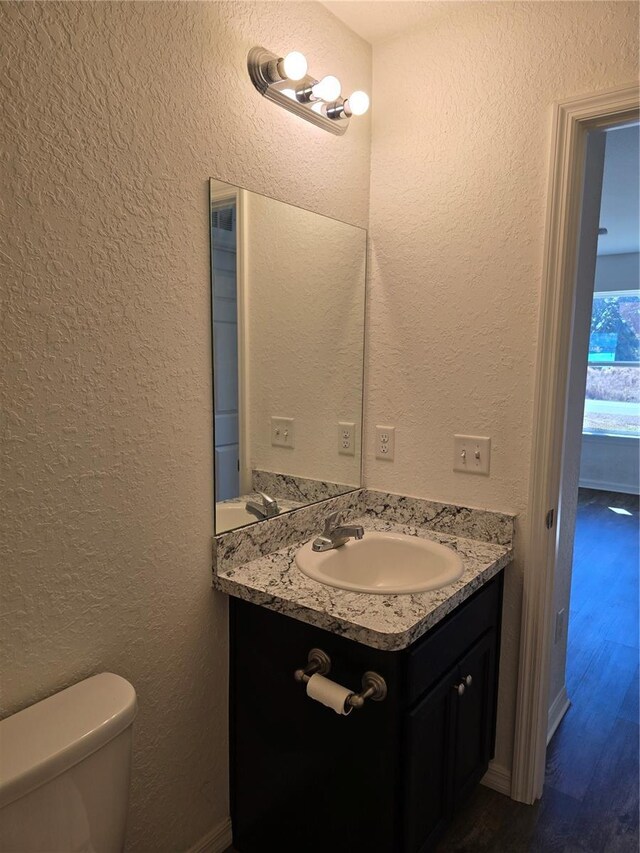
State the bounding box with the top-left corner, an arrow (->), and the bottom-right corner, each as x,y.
454,681 -> 465,696
465,674 -> 473,687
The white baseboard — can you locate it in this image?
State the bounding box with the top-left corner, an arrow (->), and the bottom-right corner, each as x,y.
481,761 -> 512,796
186,818 -> 232,853
547,685 -> 571,745
579,477 -> 639,495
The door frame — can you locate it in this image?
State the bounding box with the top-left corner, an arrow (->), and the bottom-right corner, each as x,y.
511,82 -> 639,804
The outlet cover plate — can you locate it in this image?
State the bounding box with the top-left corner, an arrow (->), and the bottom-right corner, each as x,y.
271,417 -> 295,448
453,435 -> 491,475
376,425 -> 395,461
338,421 -> 356,456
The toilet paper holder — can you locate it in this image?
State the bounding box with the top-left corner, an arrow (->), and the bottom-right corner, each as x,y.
294,648 -> 387,709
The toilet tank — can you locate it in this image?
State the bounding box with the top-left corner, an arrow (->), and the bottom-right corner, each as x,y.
0,673 -> 137,853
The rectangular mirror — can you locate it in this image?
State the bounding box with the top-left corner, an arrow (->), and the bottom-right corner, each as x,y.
210,178 -> 366,534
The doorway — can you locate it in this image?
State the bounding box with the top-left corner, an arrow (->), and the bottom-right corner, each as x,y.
539,117 -> 639,841
547,119 -> 639,738
211,198 -> 240,501
512,83 -> 640,807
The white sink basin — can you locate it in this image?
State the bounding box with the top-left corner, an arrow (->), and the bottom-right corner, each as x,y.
216,503 -> 258,532
295,531 -> 464,594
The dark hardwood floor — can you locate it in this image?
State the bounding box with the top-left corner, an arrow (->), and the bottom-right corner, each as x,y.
435,488 -> 639,852
226,489 -> 639,852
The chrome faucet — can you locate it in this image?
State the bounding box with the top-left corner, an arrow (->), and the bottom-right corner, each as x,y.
312,511 -> 365,552
245,492 -> 280,520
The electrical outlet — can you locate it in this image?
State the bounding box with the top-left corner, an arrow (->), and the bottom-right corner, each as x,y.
338,421 -> 356,456
271,416 -> 295,448
376,425 -> 395,461
453,435 -> 491,475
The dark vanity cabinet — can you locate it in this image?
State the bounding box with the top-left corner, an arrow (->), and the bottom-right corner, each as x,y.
230,571 -> 503,853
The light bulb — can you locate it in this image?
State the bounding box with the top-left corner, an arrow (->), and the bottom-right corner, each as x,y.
345,90 -> 370,116
311,75 -> 342,102
280,51 -> 307,81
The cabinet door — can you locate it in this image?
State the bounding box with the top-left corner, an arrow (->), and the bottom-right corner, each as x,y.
403,667 -> 455,853
451,629 -> 497,806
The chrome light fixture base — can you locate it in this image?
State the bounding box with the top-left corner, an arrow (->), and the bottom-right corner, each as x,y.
247,46 -> 349,136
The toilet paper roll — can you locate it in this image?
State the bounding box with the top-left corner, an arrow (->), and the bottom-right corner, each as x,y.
306,673 -> 353,716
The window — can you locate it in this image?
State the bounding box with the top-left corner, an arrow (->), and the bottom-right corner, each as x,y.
583,290 -> 640,438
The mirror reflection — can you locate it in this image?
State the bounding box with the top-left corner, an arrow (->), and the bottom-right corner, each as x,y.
210,178 -> 366,533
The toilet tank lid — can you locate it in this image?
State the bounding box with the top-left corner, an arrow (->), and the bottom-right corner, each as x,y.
0,673 -> 137,809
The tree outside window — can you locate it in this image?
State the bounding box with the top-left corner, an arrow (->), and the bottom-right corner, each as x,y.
583,291 -> 640,437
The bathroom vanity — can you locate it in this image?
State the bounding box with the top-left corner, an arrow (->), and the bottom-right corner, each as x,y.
208,172 -> 513,853
230,573 -> 503,853
215,490 -> 513,853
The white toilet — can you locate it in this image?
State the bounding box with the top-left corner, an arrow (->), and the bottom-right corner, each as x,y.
0,672 -> 137,853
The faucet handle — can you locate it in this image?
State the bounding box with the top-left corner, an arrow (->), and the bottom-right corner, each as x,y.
323,510 -> 342,533
258,491 -> 277,508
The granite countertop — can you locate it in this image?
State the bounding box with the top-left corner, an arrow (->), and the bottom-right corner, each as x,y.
214,513 -> 512,651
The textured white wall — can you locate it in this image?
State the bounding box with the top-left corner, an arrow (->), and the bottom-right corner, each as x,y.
367,1 -> 638,773
0,3 -> 370,851
245,191 -> 365,484
595,251 -> 640,291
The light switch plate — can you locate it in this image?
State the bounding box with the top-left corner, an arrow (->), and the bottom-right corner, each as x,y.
453,435 -> 491,475
271,417 -> 295,448
338,421 -> 356,456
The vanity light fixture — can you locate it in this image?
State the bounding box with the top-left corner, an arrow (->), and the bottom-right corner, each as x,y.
247,46 -> 370,136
